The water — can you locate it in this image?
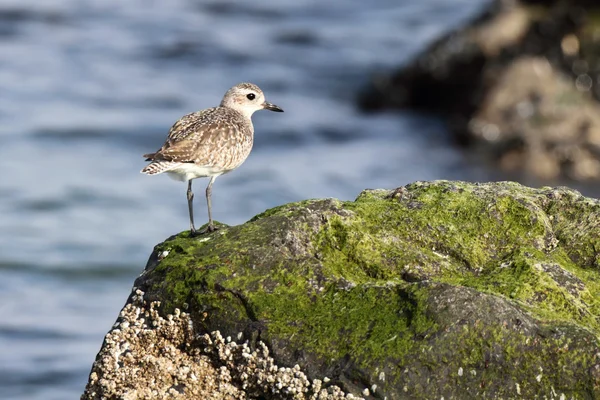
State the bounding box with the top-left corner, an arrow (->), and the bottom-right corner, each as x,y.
0,0 -> 571,398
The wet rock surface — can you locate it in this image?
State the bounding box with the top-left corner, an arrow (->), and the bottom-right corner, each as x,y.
83,181 -> 600,399
359,0 -> 600,181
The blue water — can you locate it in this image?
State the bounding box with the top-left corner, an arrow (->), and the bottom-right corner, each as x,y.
3,0 -> 585,398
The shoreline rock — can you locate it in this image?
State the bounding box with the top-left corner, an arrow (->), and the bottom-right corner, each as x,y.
82,181 -> 600,399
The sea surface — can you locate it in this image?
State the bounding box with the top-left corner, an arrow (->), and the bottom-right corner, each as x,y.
2,1 -> 594,399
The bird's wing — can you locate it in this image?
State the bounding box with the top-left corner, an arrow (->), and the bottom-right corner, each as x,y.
165,110 -> 214,143
143,111 -> 207,161
149,110 -> 244,166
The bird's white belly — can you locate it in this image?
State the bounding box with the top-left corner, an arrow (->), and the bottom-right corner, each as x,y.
166,163 -> 226,182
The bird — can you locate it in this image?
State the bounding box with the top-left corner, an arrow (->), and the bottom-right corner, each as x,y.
141,82 -> 283,235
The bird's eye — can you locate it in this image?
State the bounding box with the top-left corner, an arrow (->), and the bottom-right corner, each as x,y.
246,93 -> 256,100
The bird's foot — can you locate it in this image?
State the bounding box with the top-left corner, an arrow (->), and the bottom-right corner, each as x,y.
195,223 -> 219,235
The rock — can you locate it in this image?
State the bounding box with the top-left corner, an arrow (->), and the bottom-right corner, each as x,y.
358,0 -> 600,181
82,291 -> 353,400
82,181 -> 600,399
471,56 -> 600,180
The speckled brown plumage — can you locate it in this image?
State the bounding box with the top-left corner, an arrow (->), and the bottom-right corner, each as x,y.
143,107 -> 254,174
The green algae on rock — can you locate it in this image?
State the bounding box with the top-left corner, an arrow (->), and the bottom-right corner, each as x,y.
85,181 -> 600,399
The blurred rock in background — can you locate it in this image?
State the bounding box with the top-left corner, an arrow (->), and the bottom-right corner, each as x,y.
359,0 -> 600,181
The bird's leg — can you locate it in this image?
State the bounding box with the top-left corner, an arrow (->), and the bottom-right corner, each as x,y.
200,176 -> 218,233
187,180 -> 196,235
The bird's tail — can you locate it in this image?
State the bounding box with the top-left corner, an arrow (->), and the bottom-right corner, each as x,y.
141,161 -> 180,175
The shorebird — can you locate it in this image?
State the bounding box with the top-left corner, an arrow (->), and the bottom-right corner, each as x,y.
141,82 -> 283,235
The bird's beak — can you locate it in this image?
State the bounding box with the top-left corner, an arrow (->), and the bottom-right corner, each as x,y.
263,101 -> 284,112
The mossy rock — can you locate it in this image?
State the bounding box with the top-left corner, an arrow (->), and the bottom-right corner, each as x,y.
135,180 -> 600,399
